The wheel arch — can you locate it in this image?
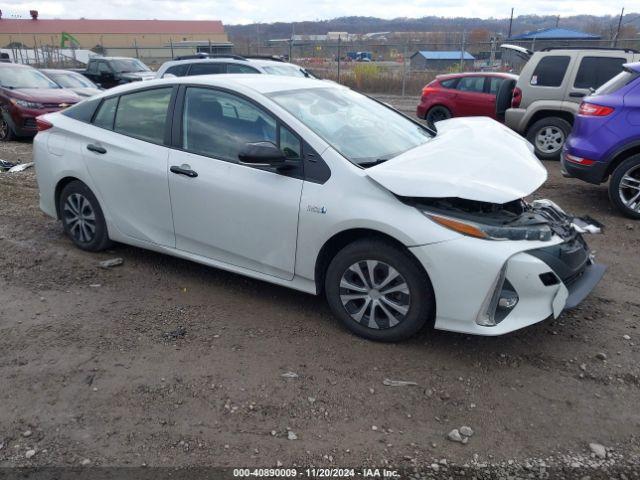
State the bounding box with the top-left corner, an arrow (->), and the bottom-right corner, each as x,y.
605,143 -> 640,179
54,176 -> 83,219
524,109 -> 574,135
314,228 -> 431,296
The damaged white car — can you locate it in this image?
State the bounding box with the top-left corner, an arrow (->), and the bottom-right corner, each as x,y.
33,75 -> 605,341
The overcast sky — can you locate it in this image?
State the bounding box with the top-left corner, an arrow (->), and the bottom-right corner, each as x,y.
0,0 -> 629,25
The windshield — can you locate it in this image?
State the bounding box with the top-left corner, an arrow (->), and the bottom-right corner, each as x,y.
111,59 -> 150,73
268,87 -> 432,165
0,67 -> 59,89
594,68 -> 639,95
262,65 -> 307,78
46,71 -> 97,89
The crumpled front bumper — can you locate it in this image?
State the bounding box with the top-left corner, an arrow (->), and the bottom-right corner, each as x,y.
409,204 -> 605,336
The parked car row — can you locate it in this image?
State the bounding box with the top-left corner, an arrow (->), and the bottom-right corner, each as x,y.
417,47 -> 640,219
0,53 -> 320,141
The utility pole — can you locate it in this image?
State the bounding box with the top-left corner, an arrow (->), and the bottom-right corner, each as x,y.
337,35 -> 342,84
507,8 -> 514,39
401,43 -> 407,97
614,7 -> 624,47
555,15 -> 560,28
459,30 -> 466,71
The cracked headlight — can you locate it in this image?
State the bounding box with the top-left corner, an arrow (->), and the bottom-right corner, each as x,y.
11,99 -> 45,109
423,212 -> 553,241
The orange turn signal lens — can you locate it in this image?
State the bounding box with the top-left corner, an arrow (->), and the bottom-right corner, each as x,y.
426,214 -> 489,239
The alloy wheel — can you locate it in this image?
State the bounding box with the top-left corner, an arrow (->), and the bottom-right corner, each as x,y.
619,164 -> 640,213
63,193 -> 97,243
535,126 -> 565,154
339,260 -> 411,330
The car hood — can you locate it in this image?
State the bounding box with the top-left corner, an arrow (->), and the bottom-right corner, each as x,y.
365,117 -> 547,204
8,88 -> 81,104
119,71 -> 156,81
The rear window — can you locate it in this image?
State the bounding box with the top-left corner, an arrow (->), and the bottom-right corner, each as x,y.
574,56 -> 626,89
456,76 -> 485,93
595,69 -> 640,95
530,56 -> 570,87
163,64 -> 189,78
439,78 -> 457,88
114,88 -> 172,144
188,63 -> 226,76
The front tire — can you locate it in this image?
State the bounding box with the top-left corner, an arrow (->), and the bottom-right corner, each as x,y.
59,181 -> 112,251
526,117 -> 572,160
324,239 -> 435,342
609,155 -> 640,219
0,116 -> 16,142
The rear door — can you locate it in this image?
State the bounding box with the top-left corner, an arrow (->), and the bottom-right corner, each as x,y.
167,86 -> 303,279
566,53 -> 629,104
81,87 -> 176,246
454,76 -> 494,117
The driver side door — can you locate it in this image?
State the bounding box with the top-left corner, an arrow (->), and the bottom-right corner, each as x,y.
167,86 -> 304,280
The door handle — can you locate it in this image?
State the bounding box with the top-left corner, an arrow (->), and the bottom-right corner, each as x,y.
569,91 -> 586,98
86,144 -> 107,154
170,165 -> 198,178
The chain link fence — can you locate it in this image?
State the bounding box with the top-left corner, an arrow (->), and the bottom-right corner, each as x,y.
6,35 -> 640,97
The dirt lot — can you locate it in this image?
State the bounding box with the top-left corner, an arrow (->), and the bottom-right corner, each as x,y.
0,108 -> 639,477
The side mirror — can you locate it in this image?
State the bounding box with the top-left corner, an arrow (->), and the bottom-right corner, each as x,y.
238,141 -> 286,167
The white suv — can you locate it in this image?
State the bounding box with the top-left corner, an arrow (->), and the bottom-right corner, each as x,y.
155,54 -> 314,79
33,75 -> 604,341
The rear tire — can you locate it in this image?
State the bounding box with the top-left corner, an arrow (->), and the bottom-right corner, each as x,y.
58,181 -> 112,251
324,239 -> 435,342
425,106 -> 452,130
609,155 -> 640,220
526,117 -> 571,160
0,116 -> 16,142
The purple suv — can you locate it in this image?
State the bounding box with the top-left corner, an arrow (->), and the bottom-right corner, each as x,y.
562,62 -> 640,219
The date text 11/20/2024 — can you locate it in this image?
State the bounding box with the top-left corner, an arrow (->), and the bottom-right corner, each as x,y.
233,468 -> 400,478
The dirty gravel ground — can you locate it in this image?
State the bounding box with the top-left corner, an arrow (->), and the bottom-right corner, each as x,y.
0,109 -> 639,476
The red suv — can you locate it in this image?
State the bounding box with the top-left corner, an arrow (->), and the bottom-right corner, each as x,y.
417,72 -> 518,128
0,63 -> 81,141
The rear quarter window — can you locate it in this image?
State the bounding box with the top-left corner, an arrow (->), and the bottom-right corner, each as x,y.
439,78 -> 457,88
574,56 -> 626,89
163,64 -> 189,78
530,56 -> 570,87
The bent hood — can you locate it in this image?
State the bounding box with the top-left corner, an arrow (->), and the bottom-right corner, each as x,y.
366,117 -> 547,204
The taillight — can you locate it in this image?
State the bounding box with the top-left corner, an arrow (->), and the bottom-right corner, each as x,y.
564,153 -> 595,166
511,87 -> 522,108
422,86 -> 436,96
36,117 -> 53,132
578,102 -> 614,116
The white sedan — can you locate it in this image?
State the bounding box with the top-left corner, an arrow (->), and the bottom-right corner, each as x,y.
33,75 -> 605,341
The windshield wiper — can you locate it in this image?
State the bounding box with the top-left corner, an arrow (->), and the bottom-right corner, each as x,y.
358,158 -> 391,168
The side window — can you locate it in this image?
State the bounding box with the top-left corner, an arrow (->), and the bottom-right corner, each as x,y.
87,61 -> 98,74
439,78 -> 457,88
188,63 -> 226,76
92,97 -> 118,130
227,64 -> 259,74
114,88 -> 172,144
280,126 -> 301,160
574,57 -> 626,89
488,77 -> 504,95
97,62 -> 111,74
456,76 -> 485,93
164,64 -> 189,78
530,56 -> 570,87
182,87 -> 277,161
